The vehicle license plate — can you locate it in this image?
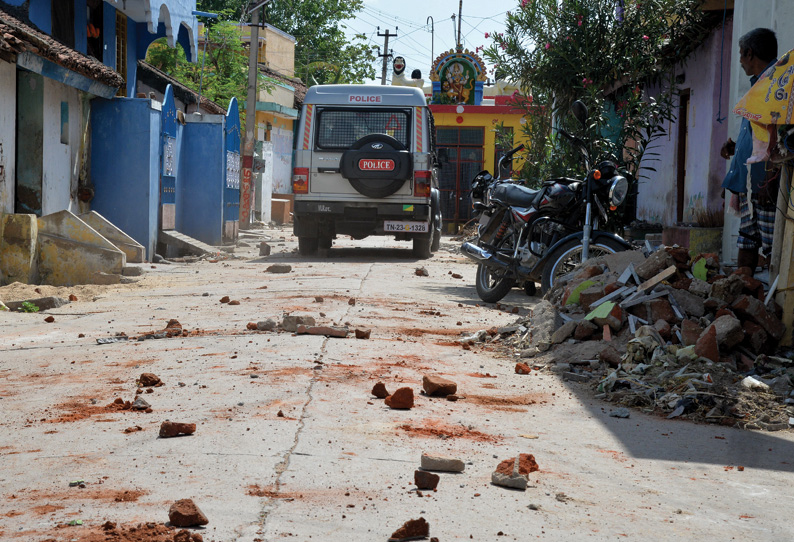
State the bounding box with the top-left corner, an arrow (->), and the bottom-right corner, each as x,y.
384,221 -> 428,233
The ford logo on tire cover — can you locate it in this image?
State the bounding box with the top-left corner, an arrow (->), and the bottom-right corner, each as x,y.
370,143 -> 384,150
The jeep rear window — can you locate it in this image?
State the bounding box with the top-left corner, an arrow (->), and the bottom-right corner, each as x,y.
315,108 -> 410,150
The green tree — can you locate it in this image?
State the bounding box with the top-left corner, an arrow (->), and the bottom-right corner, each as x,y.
484,0 -> 710,183
146,22 -> 261,121
196,0 -> 377,84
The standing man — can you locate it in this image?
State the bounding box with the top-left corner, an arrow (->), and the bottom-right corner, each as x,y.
721,28 -> 779,274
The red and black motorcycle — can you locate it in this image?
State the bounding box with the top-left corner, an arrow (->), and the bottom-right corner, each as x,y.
461,100 -> 633,302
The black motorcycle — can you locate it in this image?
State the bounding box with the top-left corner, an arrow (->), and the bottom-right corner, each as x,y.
461,100 -> 633,302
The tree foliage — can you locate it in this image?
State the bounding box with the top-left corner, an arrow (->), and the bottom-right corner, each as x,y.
195,0 -> 377,84
483,0 -> 710,183
146,22 -> 254,120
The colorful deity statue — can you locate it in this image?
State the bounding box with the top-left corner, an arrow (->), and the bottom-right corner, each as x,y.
430,47 -> 487,105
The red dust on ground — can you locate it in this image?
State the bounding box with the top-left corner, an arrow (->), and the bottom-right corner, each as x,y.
397,418 -> 500,443
42,521 -> 179,542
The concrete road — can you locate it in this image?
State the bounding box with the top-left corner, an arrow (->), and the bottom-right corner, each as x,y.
0,228 -> 792,541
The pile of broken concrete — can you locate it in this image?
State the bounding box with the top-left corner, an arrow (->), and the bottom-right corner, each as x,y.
511,246 -> 794,430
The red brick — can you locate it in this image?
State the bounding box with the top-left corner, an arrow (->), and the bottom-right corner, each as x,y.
385,387 -> 414,409
422,375 -> 457,396
732,295 -> 785,340
694,325 -> 719,363
741,321 -> 768,354
681,319 -> 703,347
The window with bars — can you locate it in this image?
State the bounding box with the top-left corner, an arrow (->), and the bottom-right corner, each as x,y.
115,11 -> 127,97
315,108 -> 410,150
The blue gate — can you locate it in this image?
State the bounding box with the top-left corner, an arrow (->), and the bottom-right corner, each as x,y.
160,85 -> 178,230
224,98 -> 241,241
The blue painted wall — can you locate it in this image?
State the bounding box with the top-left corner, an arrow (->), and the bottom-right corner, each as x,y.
74,0 -> 87,55
177,119 -> 225,245
27,0 -> 51,34
103,3 -> 116,69
126,17 -> 138,97
91,98 -> 160,259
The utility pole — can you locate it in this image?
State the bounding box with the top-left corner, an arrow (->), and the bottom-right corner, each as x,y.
377,27 -> 397,85
457,0 -> 463,47
241,1 -> 267,228
426,16 -> 434,64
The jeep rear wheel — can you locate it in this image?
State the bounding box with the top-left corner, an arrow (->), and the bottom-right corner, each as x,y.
413,233 -> 433,259
298,237 -> 318,256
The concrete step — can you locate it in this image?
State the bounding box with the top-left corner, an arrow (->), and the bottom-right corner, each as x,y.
158,230 -> 221,256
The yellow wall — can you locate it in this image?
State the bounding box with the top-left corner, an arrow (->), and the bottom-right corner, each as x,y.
431,110 -> 530,174
254,111 -> 294,140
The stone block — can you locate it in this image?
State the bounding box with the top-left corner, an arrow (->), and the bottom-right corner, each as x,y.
688,278 -> 712,298
669,288 -> 705,318
420,453 -> 464,472
635,249 -> 676,280
711,275 -> 744,304
551,320 -> 578,344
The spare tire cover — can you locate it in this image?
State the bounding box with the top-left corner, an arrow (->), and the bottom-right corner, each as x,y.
340,134 -> 413,198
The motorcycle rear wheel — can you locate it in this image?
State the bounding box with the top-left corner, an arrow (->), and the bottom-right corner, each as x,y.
475,263 -> 515,303
540,238 -> 626,293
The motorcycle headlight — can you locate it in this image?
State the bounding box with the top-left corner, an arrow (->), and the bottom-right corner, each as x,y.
608,175 -> 629,207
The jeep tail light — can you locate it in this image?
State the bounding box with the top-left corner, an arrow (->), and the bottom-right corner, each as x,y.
414,170 -> 431,197
292,167 -> 309,194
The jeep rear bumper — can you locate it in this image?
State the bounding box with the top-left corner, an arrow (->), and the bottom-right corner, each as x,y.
294,201 -> 431,239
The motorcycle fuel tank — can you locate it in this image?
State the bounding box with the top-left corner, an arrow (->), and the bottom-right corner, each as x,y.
539,183 -> 576,209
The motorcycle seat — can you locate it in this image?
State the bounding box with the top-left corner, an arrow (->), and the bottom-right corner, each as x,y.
491,182 -> 542,208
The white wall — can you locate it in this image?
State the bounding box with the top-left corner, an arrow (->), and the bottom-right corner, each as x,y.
723,1 -> 794,262
0,61 -> 16,214
41,78 -> 84,216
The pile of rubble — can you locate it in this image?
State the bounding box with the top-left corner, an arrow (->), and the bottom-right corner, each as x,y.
507,246 -> 794,429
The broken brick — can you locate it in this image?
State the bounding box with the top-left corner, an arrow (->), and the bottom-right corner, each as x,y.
599,345 -> 622,368
681,319 -> 703,347
354,328 -> 371,339
139,373 -> 162,387
515,362 -> 532,374
653,319 -> 671,340
694,325 -> 719,363
742,320 -> 768,354
710,275 -> 744,304
574,319 -> 599,340
702,315 -> 744,351
422,375 -> 457,396
159,422 -> 196,438
732,295 -> 785,341
372,382 -> 389,398
389,518 -> 429,542
168,499 -> 208,527
414,470 -> 440,490
385,387 -> 414,409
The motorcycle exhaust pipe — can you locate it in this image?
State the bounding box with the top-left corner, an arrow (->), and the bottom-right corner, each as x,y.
461,242 -> 510,269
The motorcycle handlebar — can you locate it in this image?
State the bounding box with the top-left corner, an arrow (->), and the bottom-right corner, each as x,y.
503,144 -> 525,158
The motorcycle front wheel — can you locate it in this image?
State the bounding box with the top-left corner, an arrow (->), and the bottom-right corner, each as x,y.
475,262 -> 516,303
540,238 -> 626,293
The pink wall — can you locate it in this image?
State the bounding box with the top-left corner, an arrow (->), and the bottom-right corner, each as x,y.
636,20 -> 733,226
